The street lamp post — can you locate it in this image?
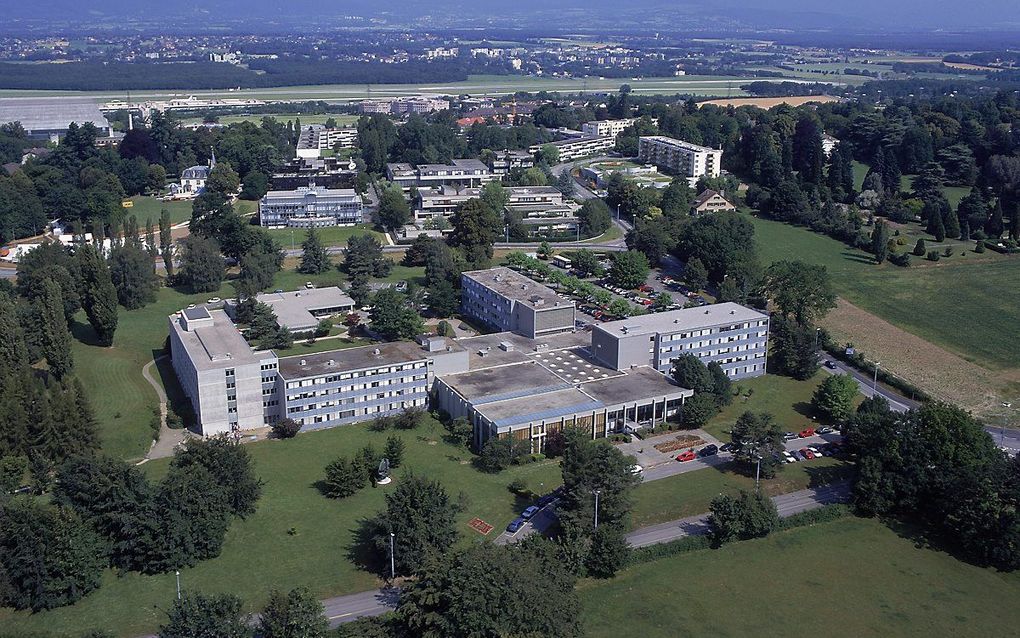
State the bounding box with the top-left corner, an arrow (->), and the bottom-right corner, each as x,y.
754,455 -> 762,492
592,489 -> 601,531
175,570 -> 181,600
389,532 -> 396,582
291,228 -> 295,252
814,327 -> 821,349
872,362 -> 881,394
1002,402 -> 1013,447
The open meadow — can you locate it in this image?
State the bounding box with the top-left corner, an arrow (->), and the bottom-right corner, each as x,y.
580,516 -> 1020,638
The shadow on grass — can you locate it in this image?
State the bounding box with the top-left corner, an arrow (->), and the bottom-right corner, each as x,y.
346,516 -> 388,577
70,318 -> 105,347
792,401 -> 817,419
803,463 -> 855,489
840,251 -> 877,265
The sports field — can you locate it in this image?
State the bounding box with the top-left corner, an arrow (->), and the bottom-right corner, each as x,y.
580,517 -> 1020,638
0,417 -> 563,637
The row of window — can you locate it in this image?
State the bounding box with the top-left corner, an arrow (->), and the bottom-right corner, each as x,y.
285,364 -> 426,389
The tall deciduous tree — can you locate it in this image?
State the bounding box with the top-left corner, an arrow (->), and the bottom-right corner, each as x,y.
259,587 -> 329,638
376,187 -> 411,232
158,591 -> 252,638
37,278 -> 73,377
109,244 -> 158,309
812,373 -> 859,422
373,474 -> 457,576
607,250 -> 650,289
159,207 -> 174,276
449,198 -> 501,268
763,260 -> 836,324
179,235 -> 225,293
729,411 -> 784,479
76,243 -> 119,346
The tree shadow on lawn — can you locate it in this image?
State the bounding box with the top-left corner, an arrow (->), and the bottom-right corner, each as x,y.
841,251 -> 877,265
70,318 -> 105,347
346,516 -> 388,577
802,463 -> 855,489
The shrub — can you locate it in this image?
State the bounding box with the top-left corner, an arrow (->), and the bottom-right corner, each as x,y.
271,418 -> 302,439
926,250 -> 940,262
974,239 -> 986,253
912,238 -> 926,256
507,477 -> 527,494
943,246 -> 953,257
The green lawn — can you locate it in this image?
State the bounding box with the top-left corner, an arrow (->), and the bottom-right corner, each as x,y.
125,196 -> 193,226
267,224 -> 383,249
748,213 -> 1020,371
180,113 -> 360,127
580,517 -> 1020,638
702,372 -> 833,441
0,417 -> 563,637
630,456 -> 851,529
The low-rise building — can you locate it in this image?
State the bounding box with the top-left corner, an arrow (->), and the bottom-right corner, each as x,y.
295,125 -> 358,159
691,189 -> 736,215
581,118 -> 642,138
590,303 -> 769,380
461,267 -> 576,339
227,287 -> 355,335
822,133 -> 839,158
258,186 -> 364,228
528,136 -> 614,162
0,97 -> 112,142
487,149 -> 534,176
270,157 -> 358,191
638,135 -> 722,179
386,159 -> 494,192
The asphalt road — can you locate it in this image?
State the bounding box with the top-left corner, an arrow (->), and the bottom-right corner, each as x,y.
626,481 -> 851,548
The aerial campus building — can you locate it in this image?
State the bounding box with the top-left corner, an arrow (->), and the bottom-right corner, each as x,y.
258,186 -> 364,228
638,135 -> 723,180
168,272 -> 768,451
386,159 -> 494,192
295,125 -> 358,159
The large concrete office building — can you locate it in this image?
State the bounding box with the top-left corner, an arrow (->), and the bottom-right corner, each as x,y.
581,118 -> 642,138
386,159 -> 494,192
270,157 -> 358,191
258,186 -> 363,228
433,331 -> 692,452
169,306 -> 279,436
591,303 -> 769,380
226,287 -> 355,335
169,271 -> 766,447
638,135 -> 723,180
461,267 -> 576,338
295,125 -> 358,159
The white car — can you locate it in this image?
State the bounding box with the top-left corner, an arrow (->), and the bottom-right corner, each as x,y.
207,297 -> 221,304
783,451 -> 797,464
305,282 -> 314,289
807,446 -> 823,458
630,464 -> 644,475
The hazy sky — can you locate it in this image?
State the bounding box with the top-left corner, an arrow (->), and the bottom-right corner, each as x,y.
4,0 -> 1020,30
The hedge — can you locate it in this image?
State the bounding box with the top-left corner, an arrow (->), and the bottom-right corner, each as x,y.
820,339 -> 931,403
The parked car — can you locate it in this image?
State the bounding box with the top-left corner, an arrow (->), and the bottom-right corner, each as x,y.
783,451 -> 797,464
676,449 -> 697,462
506,517 -> 526,534
719,442 -> 736,453
798,428 -> 816,438
817,426 -> 835,435
800,447 -> 816,460
824,360 -> 837,370
698,444 -> 719,457
207,297 -> 221,304
521,506 -> 540,520
630,464 -> 644,475
783,432 -> 798,441
305,282 -> 314,289
792,449 -> 807,461
807,446 -> 823,458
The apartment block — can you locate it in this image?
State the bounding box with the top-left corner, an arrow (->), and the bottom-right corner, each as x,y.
581,118 -> 641,138
528,136 -> 614,162
461,267 -> 576,338
590,303 -> 769,379
638,135 -> 722,179
258,186 -> 363,228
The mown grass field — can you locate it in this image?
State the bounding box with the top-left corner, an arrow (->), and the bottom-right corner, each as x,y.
266,224 -> 384,249
852,160 -> 970,207
748,213 -> 1020,372
580,517 -> 1020,638
0,417 -> 563,637
701,372 -> 834,441
630,456 -> 851,529
125,196 -> 193,226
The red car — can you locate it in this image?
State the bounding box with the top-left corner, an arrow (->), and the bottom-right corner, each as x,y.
798,427 -> 815,438
676,449 -> 697,462
638,284 -> 654,293
800,447 -> 816,460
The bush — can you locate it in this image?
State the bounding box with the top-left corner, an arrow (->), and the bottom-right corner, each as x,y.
943,246 -> 953,257
912,238 -> 926,256
507,477 -> 527,494
777,504 -> 852,530
628,534 -> 712,566
926,250 -> 940,262
974,239 -> 986,253
271,418 -> 302,439
888,252 -> 910,267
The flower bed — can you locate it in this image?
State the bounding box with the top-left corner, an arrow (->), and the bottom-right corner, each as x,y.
654,434 -> 705,454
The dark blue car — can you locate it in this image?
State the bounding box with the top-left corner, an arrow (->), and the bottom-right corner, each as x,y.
506,517 -> 526,534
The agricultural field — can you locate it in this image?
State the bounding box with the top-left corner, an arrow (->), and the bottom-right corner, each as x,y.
700,94 -> 841,108
747,213 -> 1020,416
580,517 -> 1020,638
0,417 -> 563,637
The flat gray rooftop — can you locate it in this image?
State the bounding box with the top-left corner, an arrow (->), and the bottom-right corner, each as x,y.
640,135 -> 717,154
458,330 -> 589,371
476,387 -> 603,429
462,267 -> 572,312
595,303 -> 768,338
440,361 -> 571,403
532,347 -> 620,384
170,308 -> 263,371
255,287 -> 355,331
0,98 -> 109,132
277,339 -> 453,379
581,366 -> 692,407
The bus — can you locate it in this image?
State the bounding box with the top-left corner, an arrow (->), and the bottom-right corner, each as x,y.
552,254 -> 572,270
